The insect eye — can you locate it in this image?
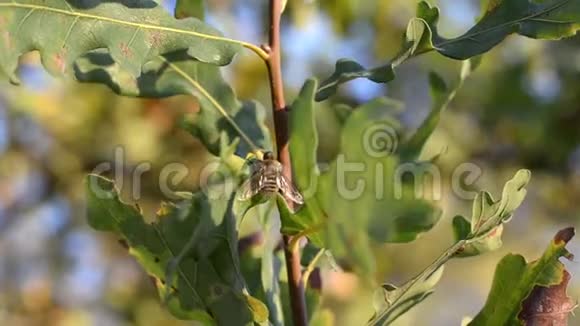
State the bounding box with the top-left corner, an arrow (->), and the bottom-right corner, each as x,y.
263,151 -> 274,160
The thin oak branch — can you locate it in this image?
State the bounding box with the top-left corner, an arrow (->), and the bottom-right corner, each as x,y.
264,0 -> 308,325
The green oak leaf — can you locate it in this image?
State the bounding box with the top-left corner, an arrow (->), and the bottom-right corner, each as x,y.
85,174 -> 268,324
285,78 -> 325,247
317,0 -> 580,100
216,132 -> 246,174
316,97 -> 440,275
452,213 -> 504,258
315,59 -> 394,102
277,194 -> 324,248
368,169 -> 532,325
424,0 -> 580,60
236,214 -> 324,326
331,103 -> 354,125
290,79 -> 320,196
258,204 -> 285,326
0,0 -> 241,82
237,203 -> 285,326
315,16 -> 432,101
469,227 -> 576,326
75,50 -> 271,157
453,169 -> 531,257
472,169 -> 530,236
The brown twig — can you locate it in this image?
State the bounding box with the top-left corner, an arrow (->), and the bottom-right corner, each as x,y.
264,0 -> 308,325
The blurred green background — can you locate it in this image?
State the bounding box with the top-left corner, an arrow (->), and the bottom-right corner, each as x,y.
1,0 -> 579,325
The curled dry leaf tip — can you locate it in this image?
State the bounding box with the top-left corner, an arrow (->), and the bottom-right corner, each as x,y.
554,227 -> 575,246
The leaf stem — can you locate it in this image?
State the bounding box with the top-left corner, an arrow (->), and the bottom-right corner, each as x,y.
265,0 -> 308,325
0,2 -> 269,61
242,43 -> 270,61
302,249 -> 325,286
368,240 -> 465,325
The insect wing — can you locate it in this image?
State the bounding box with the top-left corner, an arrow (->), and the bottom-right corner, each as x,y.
237,173 -> 262,201
237,162 -> 266,201
277,174 -> 304,205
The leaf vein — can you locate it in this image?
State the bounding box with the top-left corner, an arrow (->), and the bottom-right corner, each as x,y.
151,223 -> 207,309
126,26 -> 140,50
61,16 -> 79,49
528,17 -> 576,24
436,0 -> 574,47
60,0 -> 74,13
0,2 -> 247,48
15,8 -> 36,35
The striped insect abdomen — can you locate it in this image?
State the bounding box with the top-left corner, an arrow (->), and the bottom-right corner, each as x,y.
262,172 -> 279,195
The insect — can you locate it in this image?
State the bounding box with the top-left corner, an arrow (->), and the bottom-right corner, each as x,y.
237,151 -> 304,205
